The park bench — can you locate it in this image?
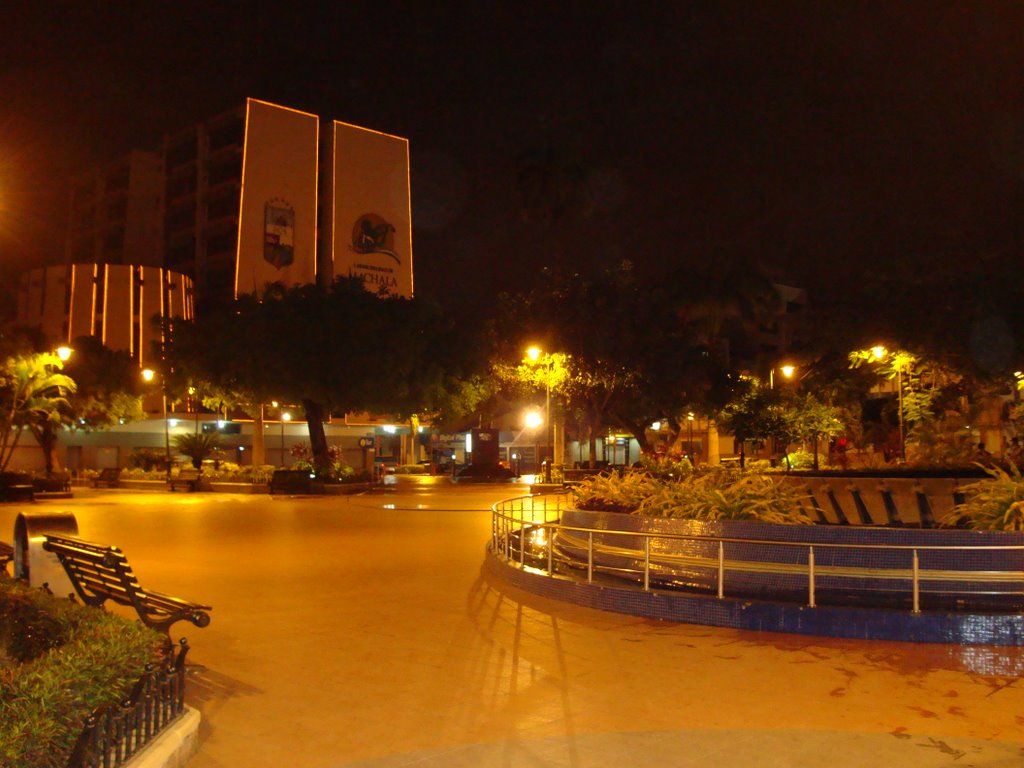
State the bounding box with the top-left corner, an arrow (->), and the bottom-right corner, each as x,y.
0,541 -> 12,574
92,468 -> 121,488
168,467 -> 201,492
269,469 -> 313,495
42,533 -> 212,638
0,472 -> 34,502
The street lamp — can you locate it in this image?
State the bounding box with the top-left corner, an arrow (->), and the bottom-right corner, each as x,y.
687,412 -> 695,461
142,368 -> 171,479
526,346 -> 553,482
524,408 -> 544,476
280,412 -> 291,467
871,345 -> 906,462
56,346 -> 73,362
769,364 -> 796,388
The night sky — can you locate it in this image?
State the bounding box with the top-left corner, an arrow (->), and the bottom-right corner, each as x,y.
3,3 -> 1024,310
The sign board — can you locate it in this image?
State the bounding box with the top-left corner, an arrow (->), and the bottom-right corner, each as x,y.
332,121 -> 413,298
470,428 -> 500,464
235,99 -> 319,297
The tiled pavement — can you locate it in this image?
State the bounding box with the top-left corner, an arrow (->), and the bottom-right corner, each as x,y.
2,482 -> 1021,767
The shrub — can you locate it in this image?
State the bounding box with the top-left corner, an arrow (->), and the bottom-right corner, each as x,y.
943,463 -> 1024,531
172,432 -> 220,469
0,576 -> 164,768
634,454 -> 693,480
571,468 -> 813,524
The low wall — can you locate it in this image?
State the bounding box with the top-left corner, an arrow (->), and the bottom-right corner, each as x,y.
774,471 -> 987,527
554,508 -> 1024,610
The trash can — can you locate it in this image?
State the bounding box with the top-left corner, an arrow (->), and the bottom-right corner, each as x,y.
13,511 -> 78,596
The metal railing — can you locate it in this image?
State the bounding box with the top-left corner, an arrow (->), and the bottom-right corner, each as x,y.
68,639 -> 190,768
492,494 -> 1024,614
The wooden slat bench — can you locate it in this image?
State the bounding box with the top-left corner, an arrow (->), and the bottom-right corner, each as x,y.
42,534 -> 211,637
168,468 -> 201,492
0,541 -> 12,574
92,468 -> 121,488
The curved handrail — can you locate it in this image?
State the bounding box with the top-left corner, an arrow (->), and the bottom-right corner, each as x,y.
491,494 -> 1024,613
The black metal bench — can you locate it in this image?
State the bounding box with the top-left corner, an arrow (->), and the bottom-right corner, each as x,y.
168,468 -> 201,492
0,541 -> 12,574
42,533 -> 211,637
0,471 -> 35,502
269,469 -> 313,495
92,468 -> 121,488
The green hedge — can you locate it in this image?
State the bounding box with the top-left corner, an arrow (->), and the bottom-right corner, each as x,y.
0,576 -> 164,768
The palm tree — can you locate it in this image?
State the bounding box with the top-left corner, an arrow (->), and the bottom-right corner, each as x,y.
0,352 -> 77,472
172,432 -> 220,470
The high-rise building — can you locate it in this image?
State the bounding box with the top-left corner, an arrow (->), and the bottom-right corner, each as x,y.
17,99 -> 412,360
66,150 -> 162,267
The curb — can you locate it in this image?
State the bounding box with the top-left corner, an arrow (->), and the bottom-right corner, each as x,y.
125,706 -> 200,768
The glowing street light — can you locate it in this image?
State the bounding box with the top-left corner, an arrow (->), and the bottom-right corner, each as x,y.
525,345 -> 554,482
141,368 -> 170,478
687,412 -> 695,460
770,364 -> 796,388
524,409 -> 544,430
872,345 -> 905,462
280,411 -> 291,467
56,346 -> 73,362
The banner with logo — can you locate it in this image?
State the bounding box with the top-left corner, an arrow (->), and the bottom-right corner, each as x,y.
235,99 -> 318,297
332,121 -> 413,298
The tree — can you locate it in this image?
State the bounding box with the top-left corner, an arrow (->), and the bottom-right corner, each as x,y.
172,432 -> 220,470
0,352 -> 76,472
165,278 -> 485,473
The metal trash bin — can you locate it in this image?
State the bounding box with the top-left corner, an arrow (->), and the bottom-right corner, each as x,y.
13,511 -> 78,596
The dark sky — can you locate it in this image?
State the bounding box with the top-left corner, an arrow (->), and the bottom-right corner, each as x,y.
3,2 -> 1024,307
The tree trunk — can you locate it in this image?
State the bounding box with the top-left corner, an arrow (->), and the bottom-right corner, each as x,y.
30,422 -> 57,476
302,398 -> 329,472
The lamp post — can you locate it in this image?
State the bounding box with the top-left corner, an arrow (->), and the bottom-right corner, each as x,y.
281,412 -> 291,468
871,345 -> 905,462
769,364 -> 795,389
687,412 -> 695,461
526,346 -> 553,483
524,408 -> 544,477
142,368 -> 171,479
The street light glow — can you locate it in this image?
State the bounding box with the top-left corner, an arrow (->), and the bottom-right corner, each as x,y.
871,345 -> 887,360
526,345 -> 542,362
56,346 -> 73,361
780,365 -> 795,379
524,410 -> 543,429
141,368 -> 155,382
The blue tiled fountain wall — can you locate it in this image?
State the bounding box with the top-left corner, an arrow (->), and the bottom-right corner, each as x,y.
487,472 -> 1024,645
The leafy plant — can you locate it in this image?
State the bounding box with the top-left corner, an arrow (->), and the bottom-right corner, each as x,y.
571,467 -> 813,524
0,576 -> 164,767
172,431 -> 220,469
943,463 -> 1024,531
634,454 -> 693,480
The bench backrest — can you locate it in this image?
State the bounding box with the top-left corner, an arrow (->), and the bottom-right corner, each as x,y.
41,534 -> 143,611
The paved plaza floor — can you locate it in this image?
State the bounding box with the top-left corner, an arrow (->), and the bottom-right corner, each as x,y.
2,480 -> 1022,767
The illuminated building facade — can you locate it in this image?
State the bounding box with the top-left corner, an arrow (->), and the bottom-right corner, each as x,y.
17,263 -> 194,367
